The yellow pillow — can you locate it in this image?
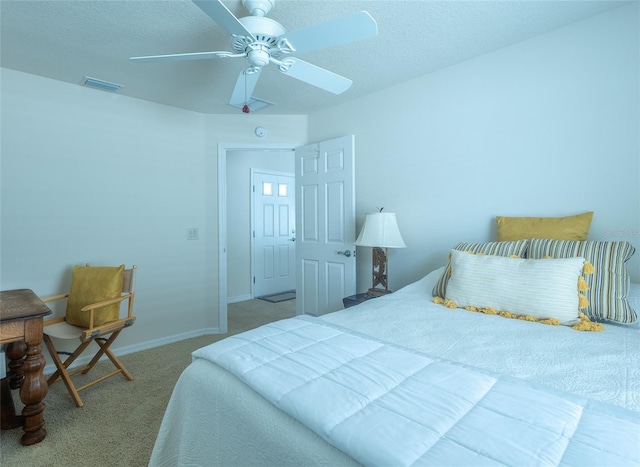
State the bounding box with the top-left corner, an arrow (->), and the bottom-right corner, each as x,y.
496,212 -> 593,242
66,265 -> 124,328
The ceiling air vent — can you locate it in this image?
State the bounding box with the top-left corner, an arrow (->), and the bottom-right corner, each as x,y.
80,76 -> 124,92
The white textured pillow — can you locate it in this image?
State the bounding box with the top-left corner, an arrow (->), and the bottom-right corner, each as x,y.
445,250 -> 586,325
432,240 -> 529,299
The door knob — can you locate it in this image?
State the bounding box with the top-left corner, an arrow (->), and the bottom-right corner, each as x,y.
337,250 -> 352,257
289,237 -> 296,242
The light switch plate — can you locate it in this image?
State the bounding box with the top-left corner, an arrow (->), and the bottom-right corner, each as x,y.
187,228 -> 199,240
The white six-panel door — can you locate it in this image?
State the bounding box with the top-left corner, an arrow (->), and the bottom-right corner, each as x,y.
295,135 -> 356,316
252,170 -> 296,297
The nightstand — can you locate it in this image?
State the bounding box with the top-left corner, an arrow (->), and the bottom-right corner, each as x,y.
342,293 -> 378,309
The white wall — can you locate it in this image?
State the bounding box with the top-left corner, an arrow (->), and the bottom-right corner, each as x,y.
1,3 -> 638,362
1,69 -> 210,351
226,150 -> 295,301
309,3 -> 640,292
0,69 -> 306,361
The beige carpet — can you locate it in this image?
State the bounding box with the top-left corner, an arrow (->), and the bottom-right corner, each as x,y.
1,299 -> 296,466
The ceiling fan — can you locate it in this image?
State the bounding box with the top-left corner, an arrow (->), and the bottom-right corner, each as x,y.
130,0 -> 378,112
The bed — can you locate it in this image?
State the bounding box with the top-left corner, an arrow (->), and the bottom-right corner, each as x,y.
150,238 -> 640,467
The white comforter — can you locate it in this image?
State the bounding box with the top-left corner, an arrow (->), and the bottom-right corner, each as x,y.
193,316 -> 640,466
150,268 -> 640,466
323,267 -> 640,413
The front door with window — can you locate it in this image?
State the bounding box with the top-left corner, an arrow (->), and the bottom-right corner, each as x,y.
252,170 -> 296,298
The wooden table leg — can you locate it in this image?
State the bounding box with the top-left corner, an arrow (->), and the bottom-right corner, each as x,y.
19,318 -> 47,445
2,341 -> 25,430
1,377 -> 23,429
6,341 -> 26,389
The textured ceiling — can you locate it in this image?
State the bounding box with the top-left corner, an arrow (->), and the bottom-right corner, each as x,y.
0,0 -> 630,115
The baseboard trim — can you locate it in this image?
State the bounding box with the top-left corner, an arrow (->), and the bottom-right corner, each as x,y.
43,327 -> 220,376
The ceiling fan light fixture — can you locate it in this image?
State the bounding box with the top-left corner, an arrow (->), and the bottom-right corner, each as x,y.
80,76 -> 124,92
248,48 -> 270,67
235,16 -> 285,49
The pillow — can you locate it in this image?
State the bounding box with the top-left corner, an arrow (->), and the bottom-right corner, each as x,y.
628,283 -> 640,318
528,239 -> 636,324
445,250 -> 588,325
66,265 -> 124,328
432,240 -> 529,299
496,212 -> 593,242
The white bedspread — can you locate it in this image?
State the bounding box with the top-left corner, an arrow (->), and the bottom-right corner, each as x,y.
192,316 -> 640,466
150,268 -> 640,466
323,267 -> 640,413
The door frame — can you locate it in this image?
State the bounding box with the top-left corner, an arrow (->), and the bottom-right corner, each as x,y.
251,169 -> 296,299
218,142 -> 301,333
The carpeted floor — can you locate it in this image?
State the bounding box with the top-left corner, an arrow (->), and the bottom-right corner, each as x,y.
1,299 -> 296,467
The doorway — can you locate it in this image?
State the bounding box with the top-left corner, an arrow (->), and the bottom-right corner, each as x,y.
218,137 -> 356,331
218,143 -> 298,333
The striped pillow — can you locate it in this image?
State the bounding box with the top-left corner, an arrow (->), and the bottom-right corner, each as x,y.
432,240 -> 529,299
528,239 -> 636,324
445,250 -> 586,325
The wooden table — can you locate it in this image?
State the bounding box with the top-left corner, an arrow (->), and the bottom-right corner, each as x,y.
0,289 -> 52,445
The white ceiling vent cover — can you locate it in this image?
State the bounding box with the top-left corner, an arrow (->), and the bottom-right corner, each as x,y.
80,76 -> 124,92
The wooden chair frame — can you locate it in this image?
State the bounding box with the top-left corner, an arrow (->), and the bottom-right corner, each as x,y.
42,265 -> 136,407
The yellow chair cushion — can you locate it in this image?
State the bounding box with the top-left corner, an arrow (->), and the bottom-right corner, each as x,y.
496,212 -> 593,242
66,265 -> 124,328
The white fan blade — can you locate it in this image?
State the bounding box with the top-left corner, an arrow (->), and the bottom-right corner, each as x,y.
193,0 -> 254,39
130,51 -> 243,63
275,58 -> 352,95
278,11 -> 377,55
229,67 -> 263,105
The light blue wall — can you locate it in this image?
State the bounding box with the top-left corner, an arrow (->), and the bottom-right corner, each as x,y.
1,3 -> 637,360
309,3 -> 640,291
0,69 -> 307,358
1,70 -> 210,348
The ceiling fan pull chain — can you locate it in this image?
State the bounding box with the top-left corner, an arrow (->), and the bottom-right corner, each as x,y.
242,68 -> 251,113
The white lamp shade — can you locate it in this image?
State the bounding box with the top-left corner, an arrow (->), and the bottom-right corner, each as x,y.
355,212 -> 406,248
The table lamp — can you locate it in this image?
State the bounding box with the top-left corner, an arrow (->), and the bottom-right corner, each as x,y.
355,210 -> 406,296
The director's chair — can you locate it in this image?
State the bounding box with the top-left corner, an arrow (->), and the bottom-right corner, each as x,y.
42,264 -> 136,407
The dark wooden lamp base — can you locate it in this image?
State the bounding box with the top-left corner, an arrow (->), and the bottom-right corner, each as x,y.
366,288 -> 391,297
